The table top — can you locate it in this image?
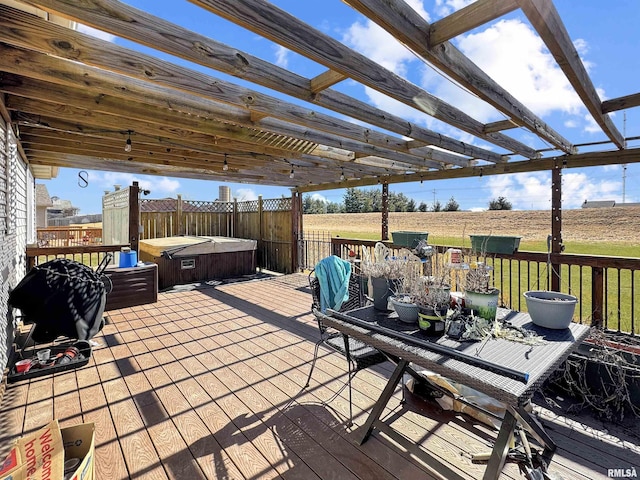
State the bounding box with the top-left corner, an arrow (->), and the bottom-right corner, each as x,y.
320,306 -> 591,406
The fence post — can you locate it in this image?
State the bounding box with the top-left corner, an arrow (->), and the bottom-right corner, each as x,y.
176,194 -> 183,236
591,266 -> 604,328
129,182 -> 140,254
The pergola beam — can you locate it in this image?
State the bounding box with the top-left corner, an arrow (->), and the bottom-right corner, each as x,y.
189,0 -> 539,158
342,0 -> 574,154
428,0 -> 519,46
296,147 -> 640,193
516,0 -> 625,149
601,93 -> 640,114
15,0 -> 503,163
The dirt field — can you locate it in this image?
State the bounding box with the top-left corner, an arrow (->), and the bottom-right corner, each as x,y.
303,207 -> 640,243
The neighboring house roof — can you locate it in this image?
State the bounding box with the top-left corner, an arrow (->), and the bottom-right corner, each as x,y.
582,200 -> 616,208
35,184 -> 53,207
50,196 -> 77,210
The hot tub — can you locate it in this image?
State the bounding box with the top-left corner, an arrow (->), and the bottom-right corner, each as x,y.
139,236 -> 257,289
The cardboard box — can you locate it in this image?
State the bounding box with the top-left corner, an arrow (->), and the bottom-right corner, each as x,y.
0,421 -> 94,480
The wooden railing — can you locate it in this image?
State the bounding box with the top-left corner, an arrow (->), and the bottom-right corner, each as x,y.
36,226 -> 103,247
26,244 -> 128,270
329,237 -> 640,335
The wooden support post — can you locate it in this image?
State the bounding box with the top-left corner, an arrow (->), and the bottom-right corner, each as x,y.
176,194 -> 183,236
551,162 -> 563,291
381,182 -> 389,241
291,192 -> 302,273
257,195 -> 263,270
129,181 -> 140,254
592,267 -> 604,328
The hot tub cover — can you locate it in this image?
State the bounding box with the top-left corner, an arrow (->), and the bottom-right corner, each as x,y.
140,236 -> 257,257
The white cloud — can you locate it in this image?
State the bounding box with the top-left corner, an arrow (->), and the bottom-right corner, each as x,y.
485,171 -> 623,210
343,21 -> 415,76
311,193 -> 328,203
564,119 -> 578,128
455,20 -> 583,119
98,172 -> 180,196
434,0 -> 475,18
76,23 -> 117,43
274,45 -> 290,68
573,38 -> 589,56
583,113 -> 601,133
234,188 -> 258,201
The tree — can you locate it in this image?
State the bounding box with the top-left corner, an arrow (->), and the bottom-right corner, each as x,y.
443,196 -> 460,212
418,202 -> 428,212
406,199 -> 416,212
344,188 -> 366,213
432,200 -> 442,212
326,201 -> 343,213
488,196 -> 512,210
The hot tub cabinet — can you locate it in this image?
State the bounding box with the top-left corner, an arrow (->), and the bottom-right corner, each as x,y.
139,236 -> 257,290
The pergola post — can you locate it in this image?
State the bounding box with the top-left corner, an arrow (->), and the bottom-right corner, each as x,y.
381,182 -> 389,241
291,191 -> 302,272
129,181 -> 140,254
550,161 -> 563,291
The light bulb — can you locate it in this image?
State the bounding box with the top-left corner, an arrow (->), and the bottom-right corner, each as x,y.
223,159 -> 229,171
340,168 -> 345,181
289,168 -> 295,179
124,137 -> 132,152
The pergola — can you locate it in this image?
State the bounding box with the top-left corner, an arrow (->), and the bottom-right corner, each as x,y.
1,0 -> 638,247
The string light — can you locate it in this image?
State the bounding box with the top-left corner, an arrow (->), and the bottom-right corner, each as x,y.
289,166 -> 295,179
124,130 -> 132,152
340,167 -> 345,181
223,153 -> 229,171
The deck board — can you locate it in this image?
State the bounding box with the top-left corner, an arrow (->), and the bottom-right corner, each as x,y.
1,273 -> 638,480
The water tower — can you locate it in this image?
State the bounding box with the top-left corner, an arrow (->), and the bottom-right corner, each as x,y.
219,185 -> 231,202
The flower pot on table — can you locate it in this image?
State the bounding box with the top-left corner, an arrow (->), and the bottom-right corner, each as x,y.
464,288 -> 500,321
371,276 -> 402,311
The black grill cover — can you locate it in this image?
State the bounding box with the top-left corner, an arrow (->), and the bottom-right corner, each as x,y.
9,259 -> 106,342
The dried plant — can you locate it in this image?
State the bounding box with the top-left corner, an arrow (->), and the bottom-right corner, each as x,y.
464,262 -> 495,293
360,244 -> 422,282
410,276 -> 450,309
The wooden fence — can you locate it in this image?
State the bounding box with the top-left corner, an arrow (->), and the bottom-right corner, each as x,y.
140,195 -> 299,274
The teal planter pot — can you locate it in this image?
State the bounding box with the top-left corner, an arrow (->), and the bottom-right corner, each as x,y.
470,235 -> 521,254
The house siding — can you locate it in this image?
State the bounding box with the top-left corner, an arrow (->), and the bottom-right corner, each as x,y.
0,102 -> 29,376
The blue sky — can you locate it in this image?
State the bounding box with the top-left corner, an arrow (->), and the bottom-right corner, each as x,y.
40,0 -> 640,214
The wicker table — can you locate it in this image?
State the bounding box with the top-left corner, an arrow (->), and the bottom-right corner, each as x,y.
319,306 -> 591,480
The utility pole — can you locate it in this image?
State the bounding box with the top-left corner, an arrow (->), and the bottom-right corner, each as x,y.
432,189 -> 436,206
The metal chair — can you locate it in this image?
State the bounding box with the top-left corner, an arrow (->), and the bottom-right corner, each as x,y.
305,259 -> 387,426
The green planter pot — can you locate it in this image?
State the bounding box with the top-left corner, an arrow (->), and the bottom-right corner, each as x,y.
470,235 -> 521,254
391,231 -> 428,248
464,289 -> 500,321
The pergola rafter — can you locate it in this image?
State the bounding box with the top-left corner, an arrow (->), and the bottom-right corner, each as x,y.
0,0 -> 637,192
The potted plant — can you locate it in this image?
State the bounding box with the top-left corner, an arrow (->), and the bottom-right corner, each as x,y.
523,290 -> 578,329
463,261 -> 500,321
412,269 -> 451,335
361,243 -> 421,311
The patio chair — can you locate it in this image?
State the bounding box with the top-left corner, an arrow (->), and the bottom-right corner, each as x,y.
306,255 -> 387,426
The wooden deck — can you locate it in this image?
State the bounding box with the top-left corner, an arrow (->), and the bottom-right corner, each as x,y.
1,273 -> 638,479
